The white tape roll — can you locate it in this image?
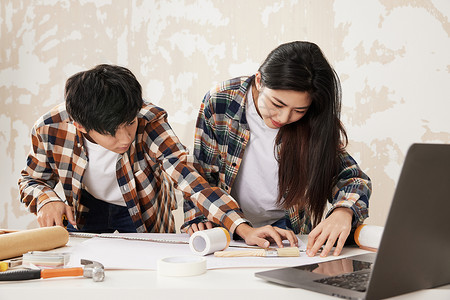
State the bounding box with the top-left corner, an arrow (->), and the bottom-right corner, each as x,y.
157,256 -> 206,277
354,224 -> 384,250
189,227 -> 231,256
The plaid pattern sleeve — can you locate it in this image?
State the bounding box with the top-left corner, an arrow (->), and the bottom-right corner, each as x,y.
18,126 -> 65,213
326,151 -> 372,227
286,151 -> 371,234
181,99 -> 226,230
143,107 -> 248,234
18,103 -> 87,217
182,77 -> 253,232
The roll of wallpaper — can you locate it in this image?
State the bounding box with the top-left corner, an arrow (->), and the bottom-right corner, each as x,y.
354,224 -> 384,252
189,227 -> 231,256
0,226 -> 69,260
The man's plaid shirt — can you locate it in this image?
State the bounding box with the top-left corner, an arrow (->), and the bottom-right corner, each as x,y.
19,102 -> 247,233
183,76 -> 372,234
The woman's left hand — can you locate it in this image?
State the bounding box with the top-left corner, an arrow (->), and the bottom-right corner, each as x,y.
306,207 -> 353,257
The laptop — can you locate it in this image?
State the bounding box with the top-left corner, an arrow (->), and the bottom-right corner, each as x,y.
256,143 -> 450,300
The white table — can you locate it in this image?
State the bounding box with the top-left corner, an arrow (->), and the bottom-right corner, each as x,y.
1,237 -> 449,300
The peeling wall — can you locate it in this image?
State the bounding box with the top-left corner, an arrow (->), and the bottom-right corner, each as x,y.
1,0 -> 449,231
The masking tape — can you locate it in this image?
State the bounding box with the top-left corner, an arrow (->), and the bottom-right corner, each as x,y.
189,227 -> 231,256
157,256 -> 206,277
354,224 -> 384,250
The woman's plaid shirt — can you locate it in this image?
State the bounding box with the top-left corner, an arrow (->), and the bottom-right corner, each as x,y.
19,102 -> 247,233
183,76 -> 372,234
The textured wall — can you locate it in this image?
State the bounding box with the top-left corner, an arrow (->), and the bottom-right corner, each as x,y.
1,0 -> 449,231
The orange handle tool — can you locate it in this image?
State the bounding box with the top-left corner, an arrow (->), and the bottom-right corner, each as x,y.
41,268 -> 84,279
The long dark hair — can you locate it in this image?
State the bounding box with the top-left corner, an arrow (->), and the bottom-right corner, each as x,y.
258,41 -> 348,227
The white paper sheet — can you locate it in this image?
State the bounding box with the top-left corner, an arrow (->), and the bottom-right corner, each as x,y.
67,233 -> 369,270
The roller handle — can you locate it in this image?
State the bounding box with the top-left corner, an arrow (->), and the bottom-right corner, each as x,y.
0,269 -> 41,281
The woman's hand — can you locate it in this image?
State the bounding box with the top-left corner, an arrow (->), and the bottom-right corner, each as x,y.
306,207 -> 353,257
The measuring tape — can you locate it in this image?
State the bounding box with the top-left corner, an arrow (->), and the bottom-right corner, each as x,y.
69,230 -> 261,249
69,232 -> 189,245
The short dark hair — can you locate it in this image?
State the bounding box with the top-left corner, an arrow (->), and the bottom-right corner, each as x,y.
65,64 -> 143,136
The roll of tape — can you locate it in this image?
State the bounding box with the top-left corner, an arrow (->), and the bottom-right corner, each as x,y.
354,224 -> 384,250
157,256 -> 206,277
189,227 -> 230,256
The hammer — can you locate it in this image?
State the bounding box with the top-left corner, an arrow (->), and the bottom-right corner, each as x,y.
0,259 -> 105,282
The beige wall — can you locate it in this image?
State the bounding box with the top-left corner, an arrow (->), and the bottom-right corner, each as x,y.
1,0 -> 449,231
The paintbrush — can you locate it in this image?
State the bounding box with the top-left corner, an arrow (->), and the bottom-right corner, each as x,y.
214,246 -> 300,257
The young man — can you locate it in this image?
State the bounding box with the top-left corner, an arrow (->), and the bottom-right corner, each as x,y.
18,64 -> 296,247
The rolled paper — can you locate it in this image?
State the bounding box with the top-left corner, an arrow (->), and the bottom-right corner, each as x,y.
0,226 -> 69,260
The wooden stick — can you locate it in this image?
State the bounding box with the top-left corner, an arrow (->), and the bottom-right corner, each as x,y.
214,249 -> 266,257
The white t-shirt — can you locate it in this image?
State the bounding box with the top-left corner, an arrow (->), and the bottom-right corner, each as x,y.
82,137 -> 126,207
230,88 -> 285,227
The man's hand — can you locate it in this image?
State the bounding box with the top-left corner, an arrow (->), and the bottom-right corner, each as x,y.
37,201 -> 75,228
306,207 -> 353,257
187,221 -> 214,235
235,223 -> 298,248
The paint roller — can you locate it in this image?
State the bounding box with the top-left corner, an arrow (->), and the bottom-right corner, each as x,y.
0,226 -> 69,260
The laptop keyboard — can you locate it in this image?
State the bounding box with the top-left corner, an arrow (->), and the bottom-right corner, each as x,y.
314,271 -> 370,292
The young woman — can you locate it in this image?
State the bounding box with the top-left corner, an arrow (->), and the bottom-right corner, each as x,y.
183,41 -> 371,257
